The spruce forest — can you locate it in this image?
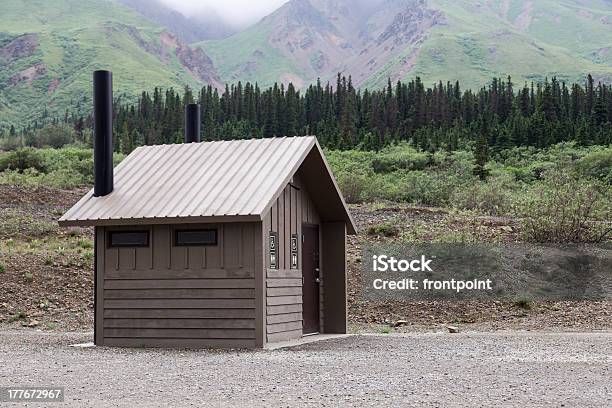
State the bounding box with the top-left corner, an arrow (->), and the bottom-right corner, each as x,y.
10,74 -> 612,154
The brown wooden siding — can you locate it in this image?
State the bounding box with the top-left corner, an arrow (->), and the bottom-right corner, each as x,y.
99,222 -> 258,348
265,175 -> 320,271
262,174 -> 325,343
266,269 -> 302,343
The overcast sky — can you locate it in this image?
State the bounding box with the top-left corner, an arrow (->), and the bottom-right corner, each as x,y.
158,0 -> 289,28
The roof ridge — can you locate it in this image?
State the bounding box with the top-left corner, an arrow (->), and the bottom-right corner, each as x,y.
134,135 -> 317,149
58,135 -> 356,235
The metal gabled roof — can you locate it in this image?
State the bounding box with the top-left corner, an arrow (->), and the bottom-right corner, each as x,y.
59,136 -> 356,233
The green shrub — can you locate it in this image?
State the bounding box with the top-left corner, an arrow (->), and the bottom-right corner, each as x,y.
0,136 -> 22,151
8,311 -> 26,322
367,222 -> 400,237
516,169 -> 612,243
0,263 -> 5,273
576,147 -> 612,184
0,148 -> 46,172
513,296 -> 534,310
36,124 -> 75,148
395,171 -> 461,206
450,173 -> 518,215
372,144 -> 433,173
76,239 -> 93,249
0,147 -> 123,188
336,172 -> 372,203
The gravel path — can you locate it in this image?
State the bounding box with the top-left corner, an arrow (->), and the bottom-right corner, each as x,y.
1,330 -> 610,407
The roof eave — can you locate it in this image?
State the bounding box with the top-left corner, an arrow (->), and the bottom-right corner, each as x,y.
58,214 -> 262,227
257,137 -> 358,235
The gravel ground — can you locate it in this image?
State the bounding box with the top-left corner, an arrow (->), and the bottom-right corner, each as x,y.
1,330 -> 611,407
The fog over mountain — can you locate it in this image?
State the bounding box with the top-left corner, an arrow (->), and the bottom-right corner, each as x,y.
157,0 -> 290,29
196,0 -> 612,89
1,0 -> 612,126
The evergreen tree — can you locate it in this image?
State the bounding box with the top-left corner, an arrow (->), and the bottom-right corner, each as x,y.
473,116 -> 490,180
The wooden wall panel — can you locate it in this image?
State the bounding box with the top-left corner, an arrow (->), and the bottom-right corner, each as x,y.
103,338 -> 256,349
261,174 -> 325,344
102,222 -> 258,347
265,268 -> 302,342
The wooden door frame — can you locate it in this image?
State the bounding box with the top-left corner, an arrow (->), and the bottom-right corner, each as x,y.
301,223 -> 320,335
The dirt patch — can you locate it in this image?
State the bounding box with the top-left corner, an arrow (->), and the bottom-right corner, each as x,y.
1,33 -> 38,61
0,188 -> 609,333
0,185 -> 91,331
346,202 -> 609,332
176,42 -> 223,89
10,62 -> 46,86
0,184 -> 85,207
159,31 -> 223,90
159,30 -> 179,50
47,77 -> 61,93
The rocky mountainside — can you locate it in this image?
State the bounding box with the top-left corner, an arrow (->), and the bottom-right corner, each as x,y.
0,0 -> 222,127
2,0 -> 612,126
198,0 -> 612,88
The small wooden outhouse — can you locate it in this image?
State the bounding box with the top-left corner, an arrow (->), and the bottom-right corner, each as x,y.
60,135 -> 356,348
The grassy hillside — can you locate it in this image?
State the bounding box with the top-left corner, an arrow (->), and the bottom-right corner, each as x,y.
366,0 -> 612,88
0,0 -> 212,128
387,0 -> 612,88
199,0 -> 612,89
197,22 -> 308,87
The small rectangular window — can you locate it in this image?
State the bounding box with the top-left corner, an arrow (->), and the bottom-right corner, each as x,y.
175,229 -> 217,246
108,231 -> 149,247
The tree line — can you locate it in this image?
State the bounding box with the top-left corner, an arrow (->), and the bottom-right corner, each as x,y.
5,74 -> 612,153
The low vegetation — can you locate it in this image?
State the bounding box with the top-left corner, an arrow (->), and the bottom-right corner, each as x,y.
331,143 -> 611,242
0,146 -> 123,189
367,222 -> 401,238
0,141 -> 610,243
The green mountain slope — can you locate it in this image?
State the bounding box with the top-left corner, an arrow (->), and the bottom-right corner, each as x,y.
197,0 -> 612,89
0,0 -> 221,128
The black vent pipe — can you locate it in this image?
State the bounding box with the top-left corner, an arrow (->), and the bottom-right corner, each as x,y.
93,70 -> 113,197
185,103 -> 201,143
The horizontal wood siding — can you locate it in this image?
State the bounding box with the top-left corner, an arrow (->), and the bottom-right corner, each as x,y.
103,338 -> 256,348
104,319 -> 255,329
104,289 -> 255,299
104,298 -> 255,309
104,309 -> 255,319
101,222 -> 258,347
104,328 -> 255,339
265,269 -> 302,342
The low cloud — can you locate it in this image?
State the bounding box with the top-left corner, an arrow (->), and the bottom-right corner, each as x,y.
158,0 -> 289,28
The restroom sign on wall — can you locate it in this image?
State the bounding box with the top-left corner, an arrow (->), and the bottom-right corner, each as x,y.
290,234 -> 298,269
269,232 -> 278,269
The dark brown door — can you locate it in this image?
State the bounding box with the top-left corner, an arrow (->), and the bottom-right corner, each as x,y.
302,225 -> 320,335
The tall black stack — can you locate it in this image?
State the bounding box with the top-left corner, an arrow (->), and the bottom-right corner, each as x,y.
93,70 -> 114,197
184,103 -> 201,143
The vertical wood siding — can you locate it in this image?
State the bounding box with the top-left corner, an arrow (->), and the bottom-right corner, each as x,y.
263,174 -> 324,343
100,222 -> 258,348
